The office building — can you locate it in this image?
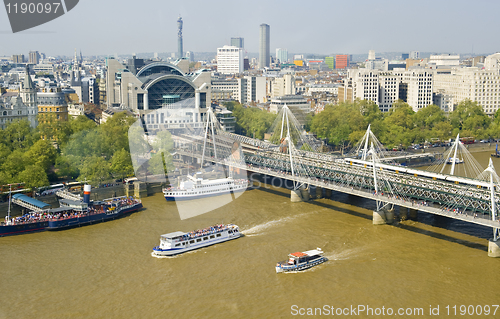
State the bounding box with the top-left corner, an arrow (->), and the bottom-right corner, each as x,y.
404,69 -> 433,111
325,57 -> 335,70
259,24 -> 270,69
402,53 -> 409,60
231,37 -> 244,49
216,45 -> 244,74
410,51 -> 420,59
433,55 -> 500,115
335,55 -> 350,69
37,88 -> 68,122
271,74 -> 295,97
276,48 -> 288,64
378,72 -> 400,112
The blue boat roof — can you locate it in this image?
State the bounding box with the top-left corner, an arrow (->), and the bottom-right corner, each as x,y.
12,194 -> 50,209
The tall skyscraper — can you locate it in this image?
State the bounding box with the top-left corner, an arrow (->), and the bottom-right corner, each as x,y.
276,48 -> 288,64
259,24 -> 270,69
231,37 -> 244,49
177,16 -> 183,59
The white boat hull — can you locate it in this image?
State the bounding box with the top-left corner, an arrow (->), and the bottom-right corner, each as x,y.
153,232 -> 241,256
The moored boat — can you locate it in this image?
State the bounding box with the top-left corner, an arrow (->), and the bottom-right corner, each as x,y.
163,173 -> 249,201
275,248 -> 327,273
152,224 -> 241,256
1,185 -> 142,237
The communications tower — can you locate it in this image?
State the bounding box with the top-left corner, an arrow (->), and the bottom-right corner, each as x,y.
177,16 -> 183,59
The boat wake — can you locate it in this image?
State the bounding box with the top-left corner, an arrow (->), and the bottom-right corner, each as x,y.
242,213 -> 310,236
323,247 -> 364,261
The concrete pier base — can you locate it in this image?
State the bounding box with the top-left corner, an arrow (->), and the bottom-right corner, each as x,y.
324,189 -> 332,199
373,210 -> 387,225
291,189 -> 304,202
488,240 -> 500,257
134,181 -> 147,199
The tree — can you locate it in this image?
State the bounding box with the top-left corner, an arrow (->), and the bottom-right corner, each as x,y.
25,139 -> 58,172
17,165 -> 49,190
78,156 -> 111,185
111,149 -> 134,180
449,100 -> 491,139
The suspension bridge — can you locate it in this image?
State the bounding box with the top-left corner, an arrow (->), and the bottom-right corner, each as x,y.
130,105 -> 500,257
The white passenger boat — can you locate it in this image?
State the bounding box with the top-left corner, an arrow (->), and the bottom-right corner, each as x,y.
163,173 -> 249,201
446,157 -> 464,164
152,224 -> 241,256
275,248 -> 327,273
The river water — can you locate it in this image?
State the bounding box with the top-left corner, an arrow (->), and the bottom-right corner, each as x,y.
1,150 -> 499,318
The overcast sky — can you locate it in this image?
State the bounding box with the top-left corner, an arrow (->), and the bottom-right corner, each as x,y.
0,0 -> 499,57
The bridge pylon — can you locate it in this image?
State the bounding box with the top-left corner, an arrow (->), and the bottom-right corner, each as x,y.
485,158 -> 500,257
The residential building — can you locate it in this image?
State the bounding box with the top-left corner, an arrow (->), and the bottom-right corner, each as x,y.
12,54 -> 24,63
28,51 -> 39,65
259,24 -> 270,69
216,45 -> 244,74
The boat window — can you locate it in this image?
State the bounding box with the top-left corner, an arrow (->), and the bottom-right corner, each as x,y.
203,237 -> 208,240
228,230 -> 232,234
196,238 -> 202,242
190,240 -> 194,244
210,235 -> 215,239
216,233 -> 221,237
175,244 -> 180,247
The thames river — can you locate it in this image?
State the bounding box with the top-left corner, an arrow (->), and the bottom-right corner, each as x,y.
1,150 -> 499,318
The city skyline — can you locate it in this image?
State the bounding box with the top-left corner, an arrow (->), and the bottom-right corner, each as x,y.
0,0 -> 499,57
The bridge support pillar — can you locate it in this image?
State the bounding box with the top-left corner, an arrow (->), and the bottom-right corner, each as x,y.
373,210 -> 386,225
324,189 -> 332,199
291,185 -> 309,202
301,186 -> 310,202
373,207 -> 394,225
315,187 -> 323,199
408,208 -> 418,221
488,239 -> 500,257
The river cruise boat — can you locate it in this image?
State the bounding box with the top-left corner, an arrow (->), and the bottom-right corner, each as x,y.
1,185 -> 142,237
163,173 -> 249,201
152,224 -> 241,256
275,248 -> 327,273
446,157 -> 464,164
